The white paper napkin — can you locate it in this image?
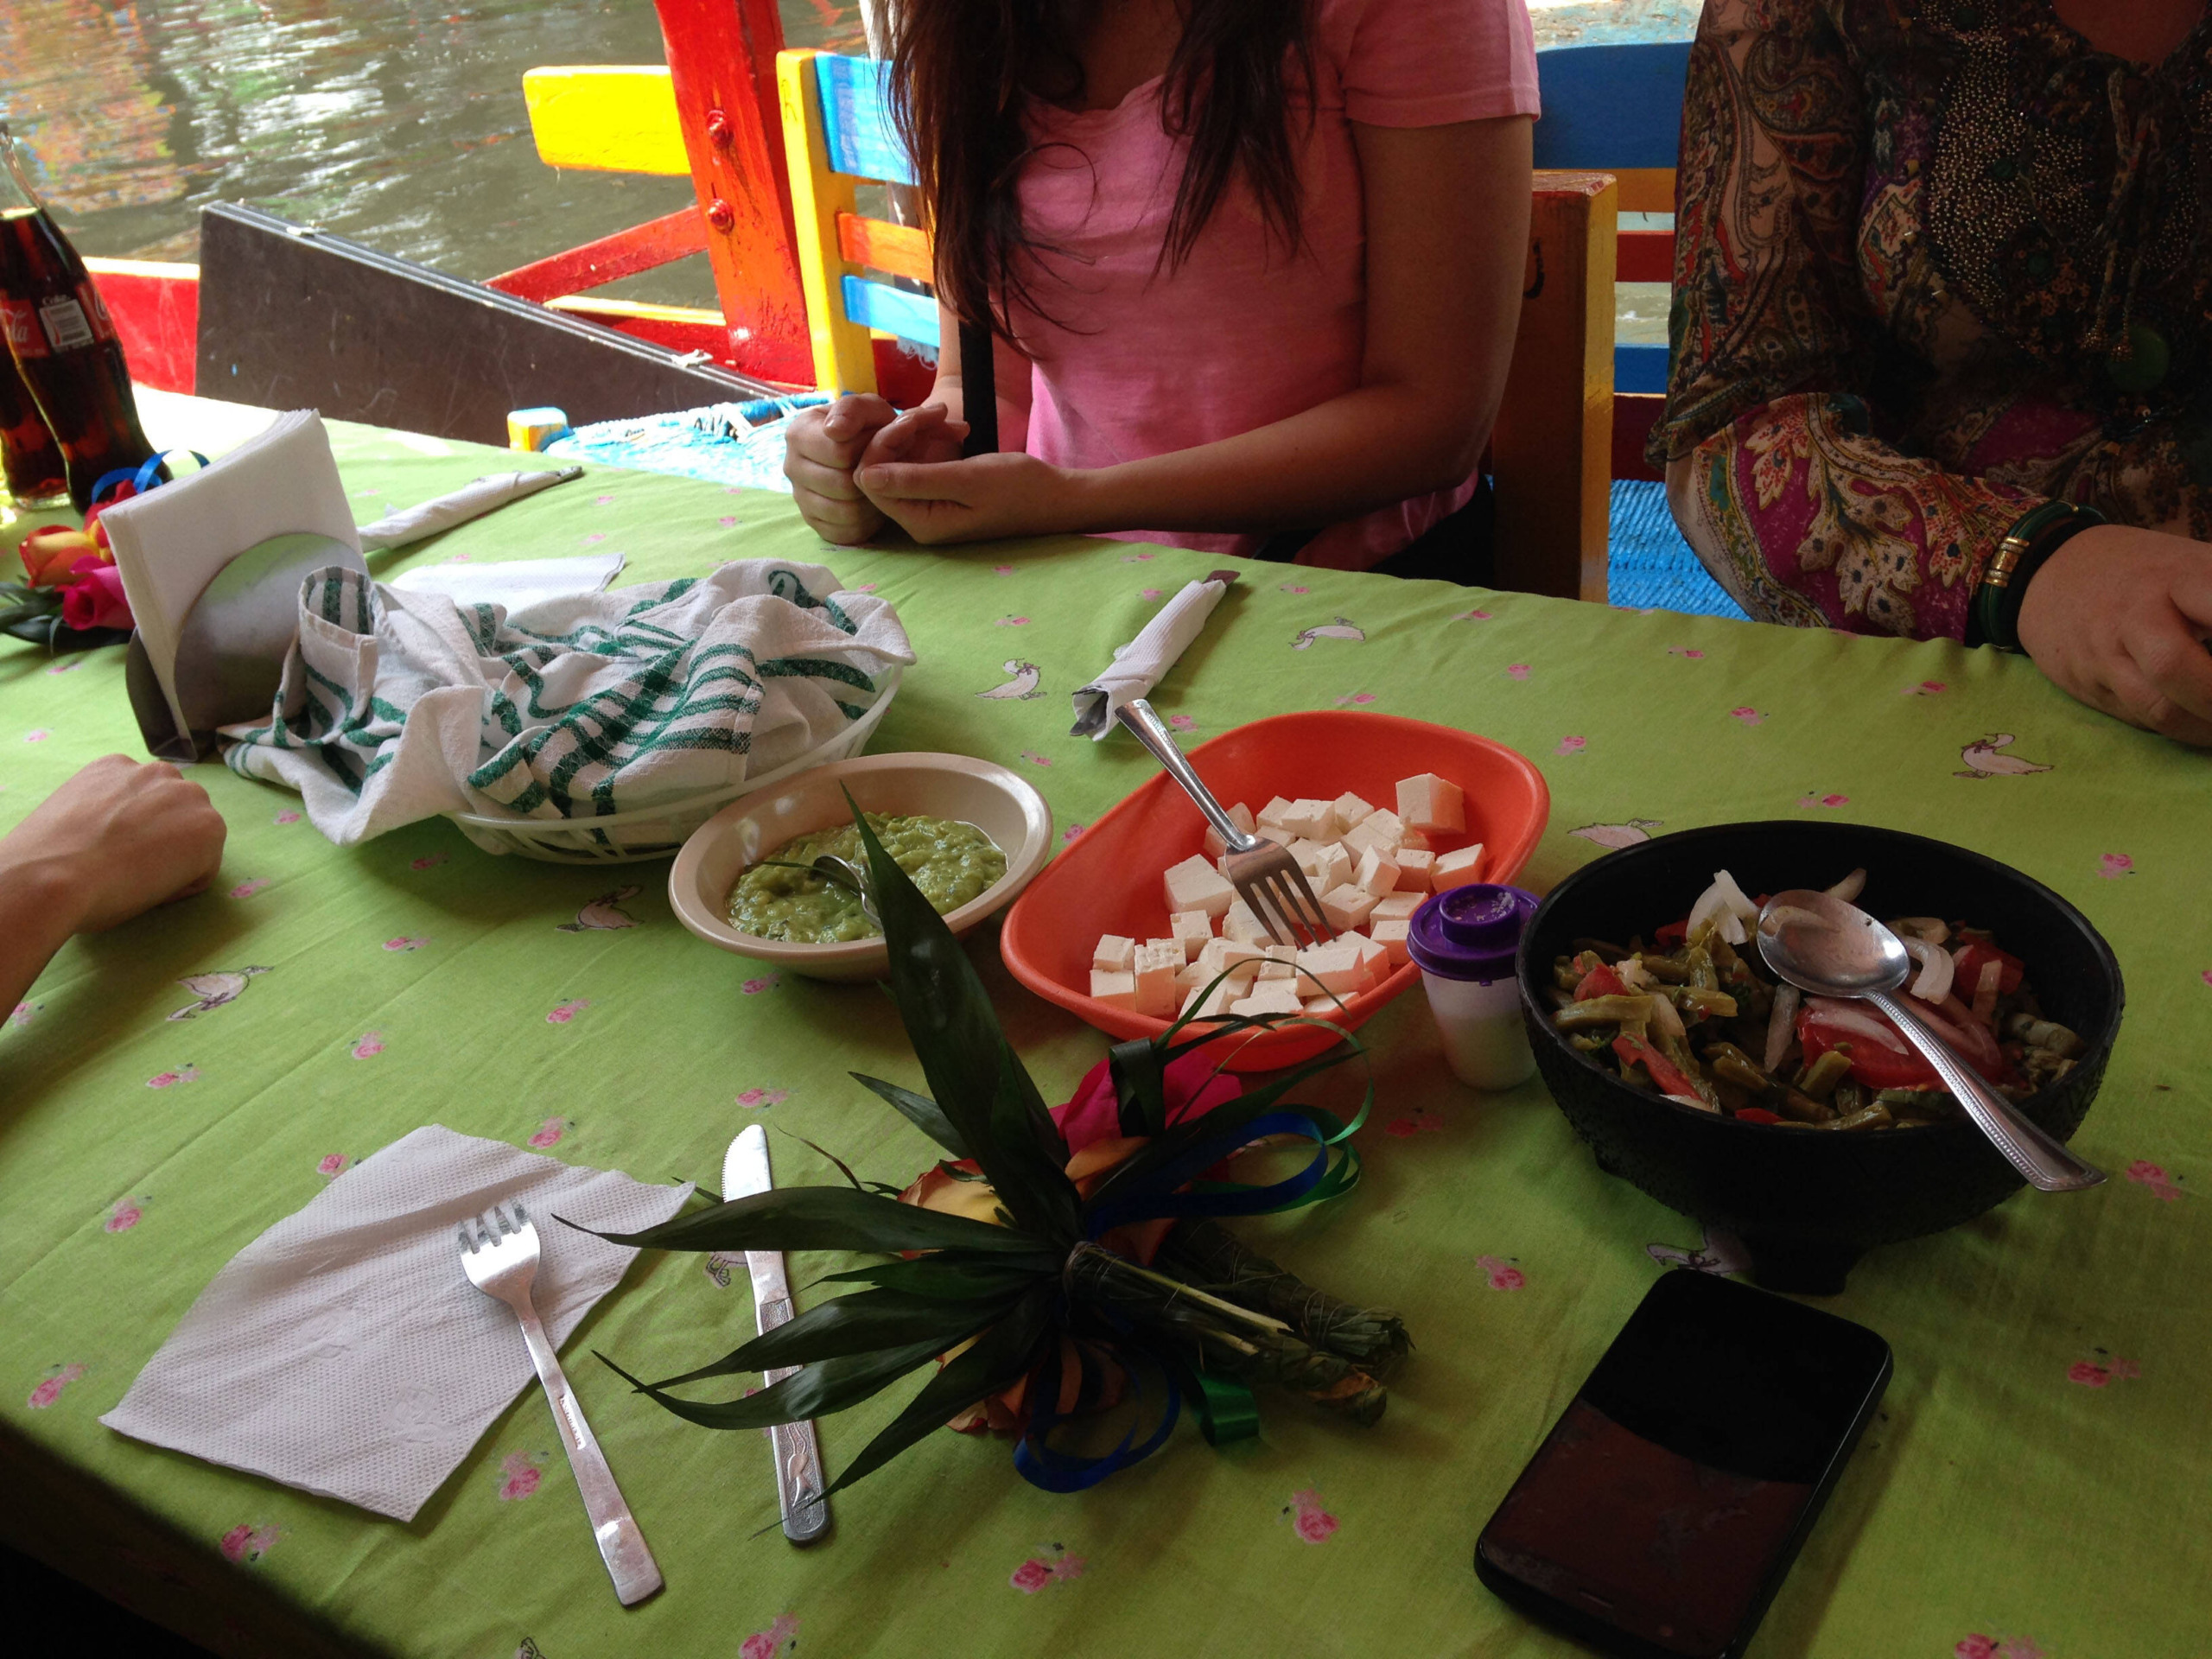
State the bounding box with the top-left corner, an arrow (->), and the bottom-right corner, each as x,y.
102,1125 -> 691,1522
1070,571 -> 1236,739
387,552 -> 628,612
356,467 -> 584,553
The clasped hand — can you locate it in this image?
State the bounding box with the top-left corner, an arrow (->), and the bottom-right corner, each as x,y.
784,394 -> 1073,546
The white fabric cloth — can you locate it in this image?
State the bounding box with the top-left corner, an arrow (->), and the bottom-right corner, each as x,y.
221,558 -> 914,845
387,552 -> 628,613
355,468 -> 582,552
1071,575 -> 1233,738
101,1126 -> 692,1522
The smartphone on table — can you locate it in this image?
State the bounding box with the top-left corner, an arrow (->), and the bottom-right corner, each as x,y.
1475,1269 -> 1892,1659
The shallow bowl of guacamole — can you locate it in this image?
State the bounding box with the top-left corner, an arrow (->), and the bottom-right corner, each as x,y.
669,753 -> 1054,981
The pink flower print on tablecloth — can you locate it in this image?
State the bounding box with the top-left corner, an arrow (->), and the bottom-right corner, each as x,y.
1667,645 -> 1706,659
2097,854 -> 2135,879
1504,664 -> 1529,681
105,1196 -> 147,1233
1385,1108 -> 1444,1138
1062,823 -> 1085,842
145,1065 -> 200,1089
497,1451 -> 547,1501
2202,969 -> 2212,989
1167,713 -> 1197,729
594,493 -> 614,506
2067,1352 -> 2141,1388
1796,791 -> 1850,810
1332,690 -> 1377,707
528,1117 -> 572,1149
1476,1254 -> 1526,1290
317,1154 -> 350,1179
383,936 -> 429,952
218,1524 -> 279,1566
1141,587 -> 1163,600
1285,1489 -> 1339,1544
1020,750 -> 1054,767
409,854 -> 448,871
995,615 -> 1031,627
1554,735 -> 1586,757
227,879 -> 270,899
741,975 -> 780,995
24,728 -> 48,743
1730,706 -> 1766,726
10,1001 -> 37,1027
351,1031 -> 385,1058
27,1363 -> 86,1410
1957,1636 -> 2046,1659
1452,607 -> 1491,621
735,1088 -> 789,1109
1121,550 -> 1157,562
274,810 -> 302,825
1903,680 -> 1948,696
741,1614 -> 800,1659
1009,1545 -> 1086,1592
993,563 -> 1015,575
849,582 -> 879,594
1281,582 -> 1312,594
717,515 -> 738,527
47,658 -> 80,674
545,999 -> 590,1025
2125,1160 -> 2183,1202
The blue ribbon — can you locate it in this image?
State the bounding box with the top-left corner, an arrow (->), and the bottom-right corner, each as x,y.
87,450 -> 207,511
1083,1109 -> 1353,1236
1012,1340 -> 1182,1493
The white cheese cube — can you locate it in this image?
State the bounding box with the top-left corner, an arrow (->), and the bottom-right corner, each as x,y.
1222,898 -> 1273,945
1174,959 -> 1210,990
1362,807 -> 1405,846
1163,854 -> 1236,918
1370,917 -> 1412,965
1315,842 -> 1353,895
1353,845 -> 1401,897
1395,772 -> 1465,834
1230,982 -> 1304,1018
1398,828 -> 1432,852
1370,891 -> 1424,923
1277,798 -> 1338,840
1342,816 -> 1403,861
1352,935 -> 1392,988
1092,934 -> 1135,973
1319,883 -> 1379,931
1431,842 -> 1486,893
1090,969 -> 1137,1010
1256,959 -> 1297,981
1303,995 -> 1344,1016
1132,939 -> 1183,1019
1286,837 -> 1334,879
1198,938 -> 1266,977
1293,942 -> 1366,995
1392,849 -> 1435,891
1187,978 -> 1241,1020
1259,795 -> 1295,823
1169,910 -> 1214,961
1332,791 -> 1376,829
1202,802 -> 1256,861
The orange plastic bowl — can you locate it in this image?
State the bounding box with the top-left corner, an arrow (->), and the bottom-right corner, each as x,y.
1000,710 -> 1550,1071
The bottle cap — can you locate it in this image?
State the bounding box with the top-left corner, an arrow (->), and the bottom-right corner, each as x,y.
1406,883 -> 1538,982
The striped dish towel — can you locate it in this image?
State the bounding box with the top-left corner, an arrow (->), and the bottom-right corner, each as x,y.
222,560 -> 914,845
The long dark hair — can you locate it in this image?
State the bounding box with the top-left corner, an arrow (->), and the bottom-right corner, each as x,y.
887,0 -> 1319,334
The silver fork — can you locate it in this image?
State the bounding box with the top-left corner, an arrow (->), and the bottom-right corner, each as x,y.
1114,698 -> 1336,949
458,1202 -> 663,1605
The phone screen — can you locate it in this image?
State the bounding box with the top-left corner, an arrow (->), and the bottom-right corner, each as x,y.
1475,1270 -> 1891,1659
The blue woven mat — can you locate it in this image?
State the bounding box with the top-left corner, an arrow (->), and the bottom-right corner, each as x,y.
1605,478 -> 1745,618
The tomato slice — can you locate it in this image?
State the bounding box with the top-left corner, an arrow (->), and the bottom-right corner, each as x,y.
1952,938 -> 2025,996
1654,919 -> 1688,949
1733,1107 -> 1782,1125
1796,1004 -> 1942,1091
1612,1033 -> 1700,1100
1574,963 -> 1630,1001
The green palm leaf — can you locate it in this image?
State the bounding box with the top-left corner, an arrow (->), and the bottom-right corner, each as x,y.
578,1185 -> 1047,1255
600,1338 -> 950,1432
850,1072 -> 971,1158
822,1286 -> 1059,1497
645,1286 -> 1025,1388
814,1255 -> 1058,1300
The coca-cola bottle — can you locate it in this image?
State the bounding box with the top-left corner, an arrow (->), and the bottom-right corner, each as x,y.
0,348 -> 67,509
0,124 -> 156,514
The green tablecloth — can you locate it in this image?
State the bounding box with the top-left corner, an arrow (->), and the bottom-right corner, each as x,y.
3,416 -> 2207,1659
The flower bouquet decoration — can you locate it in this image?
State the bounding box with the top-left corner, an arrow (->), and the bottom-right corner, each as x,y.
592,801 -> 1408,1497
3,523 -> 133,649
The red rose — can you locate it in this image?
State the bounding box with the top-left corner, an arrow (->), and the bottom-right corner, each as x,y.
60,558 -> 132,632
1052,1051 -> 1242,1153
16,526 -> 99,588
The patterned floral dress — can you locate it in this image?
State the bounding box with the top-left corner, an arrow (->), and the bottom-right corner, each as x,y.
1652,0 -> 2212,639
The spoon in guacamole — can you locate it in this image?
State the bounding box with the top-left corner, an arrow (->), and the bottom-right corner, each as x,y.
727,813 -> 1007,943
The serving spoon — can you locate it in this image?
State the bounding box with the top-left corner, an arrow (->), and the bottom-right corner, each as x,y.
1754,888 -> 2103,1192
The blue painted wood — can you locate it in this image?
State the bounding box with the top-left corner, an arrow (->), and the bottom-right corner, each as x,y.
842,273 -> 938,345
1532,41 -> 1691,170
1615,342 -> 1669,395
815,54 -> 915,187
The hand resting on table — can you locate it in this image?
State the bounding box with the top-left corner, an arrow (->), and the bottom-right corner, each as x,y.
2017,525 -> 2212,747
0,754 -> 228,1016
785,394 -> 969,546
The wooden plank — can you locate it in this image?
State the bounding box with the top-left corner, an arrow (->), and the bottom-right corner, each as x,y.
85,258 -> 198,396
1532,42 -> 1691,171
1617,226 -> 1675,283
1491,171 -> 1617,601
836,213 -> 932,283
652,0 -> 812,385
547,296 -> 730,358
842,274 -> 939,346
485,208 -> 708,302
1612,392 -> 1667,484
777,49 -> 880,395
1612,168 -> 1677,214
814,54 -> 914,186
522,67 -> 690,175
1615,341 -> 1669,395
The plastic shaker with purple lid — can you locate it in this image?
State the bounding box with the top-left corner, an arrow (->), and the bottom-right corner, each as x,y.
1406,883 -> 1540,1089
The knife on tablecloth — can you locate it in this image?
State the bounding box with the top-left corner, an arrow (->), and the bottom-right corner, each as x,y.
723,1125 -> 832,1544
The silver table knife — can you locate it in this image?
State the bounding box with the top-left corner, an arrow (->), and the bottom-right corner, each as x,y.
723,1125 -> 832,1543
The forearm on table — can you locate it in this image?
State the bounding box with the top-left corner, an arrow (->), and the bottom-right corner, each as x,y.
0,857 -> 82,1017
1058,382 -> 1491,539
1665,391 -> 2037,641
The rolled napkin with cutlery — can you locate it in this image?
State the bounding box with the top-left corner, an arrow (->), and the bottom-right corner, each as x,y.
101,1125 -> 691,1522
355,467 -> 584,553
1070,569 -> 1237,740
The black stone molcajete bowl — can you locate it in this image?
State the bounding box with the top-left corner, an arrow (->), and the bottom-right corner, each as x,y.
1517,822 -> 2124,1294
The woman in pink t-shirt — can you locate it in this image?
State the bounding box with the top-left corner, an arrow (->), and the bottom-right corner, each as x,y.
784,0 -> 1541,578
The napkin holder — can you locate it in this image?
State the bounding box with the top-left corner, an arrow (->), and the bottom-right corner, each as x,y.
126,532 -> 367,762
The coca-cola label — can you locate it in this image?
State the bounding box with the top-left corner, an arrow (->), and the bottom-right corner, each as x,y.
0,298 -> 45,359
77,281 -> 118,344
37,295 -> 96,353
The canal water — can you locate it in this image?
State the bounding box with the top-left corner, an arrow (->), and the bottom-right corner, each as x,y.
0,0 -> 1690,314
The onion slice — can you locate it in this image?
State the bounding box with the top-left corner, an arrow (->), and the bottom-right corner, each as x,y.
1688,869 -> 1757,947
1802,997 -> 1914,1052
1825,867 -> 1867,905
1764,982 -> 1801,1073
1645,993 -> 1687,1042
1973,958 -> 2003,1021
1893,916 -> 1949,944
1902,937 -> 1955,1003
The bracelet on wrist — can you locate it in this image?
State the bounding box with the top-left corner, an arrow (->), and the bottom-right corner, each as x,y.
1969,501 -> 2107,652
